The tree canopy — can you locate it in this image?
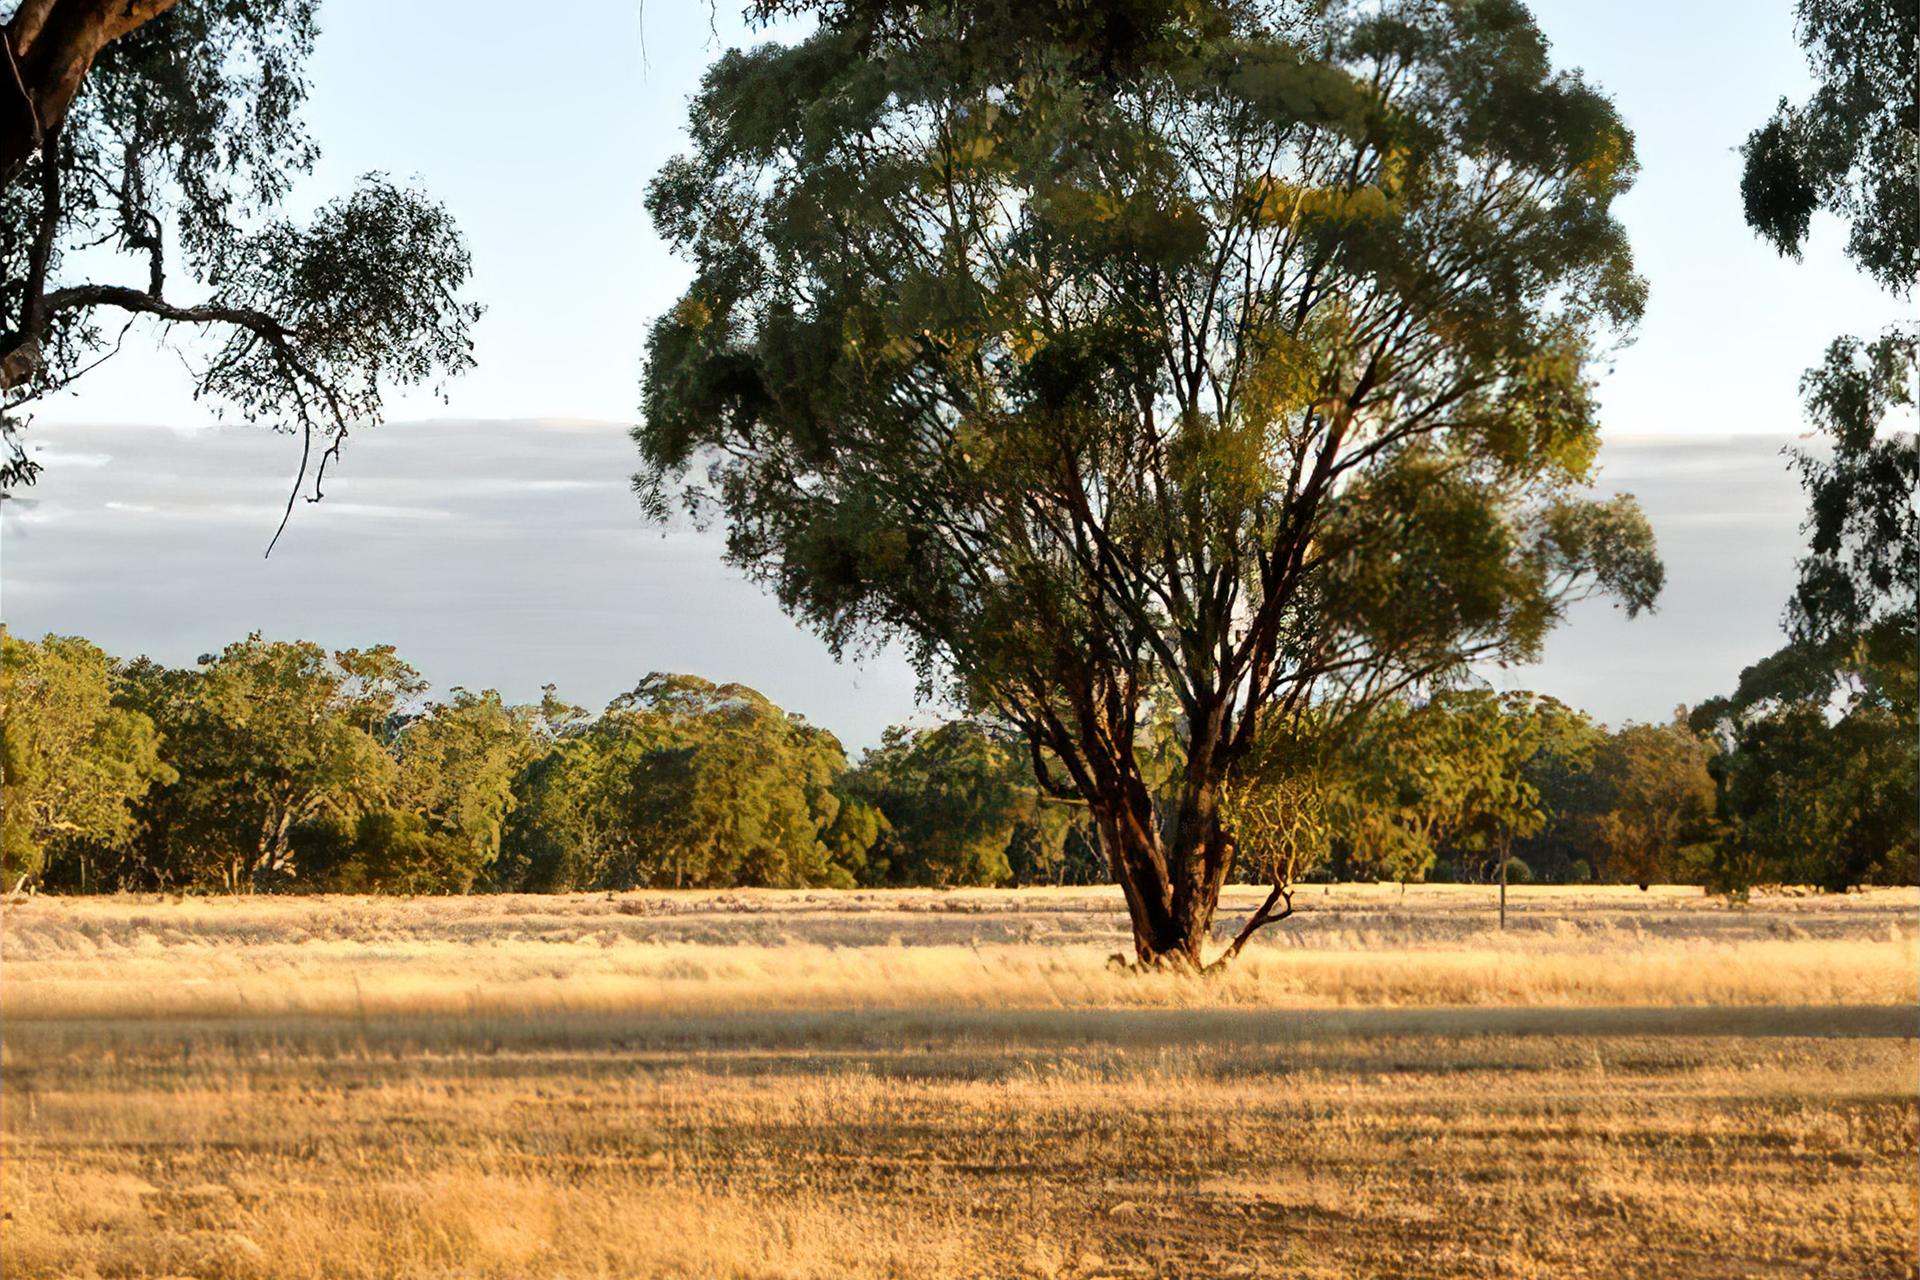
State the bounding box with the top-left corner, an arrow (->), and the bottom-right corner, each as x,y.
1,630 -> 172,888
4,627 -> 1907,897
1689,0 -> 1919,897
1739,0 -> 1917,293
639,0 -> 1660,963
502,673 -> 855,892
1583,718 -> 1715,890
842,718 -> 1074,887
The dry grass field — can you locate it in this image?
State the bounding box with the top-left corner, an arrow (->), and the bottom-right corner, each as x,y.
3,884 -> 1916,1279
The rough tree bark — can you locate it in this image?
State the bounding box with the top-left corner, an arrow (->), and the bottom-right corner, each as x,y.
0,0 -> 179,187
1070,720 -> 1241,970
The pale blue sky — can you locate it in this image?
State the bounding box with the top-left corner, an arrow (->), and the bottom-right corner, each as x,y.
27,0 -> 1904,430
5,1 -> 1908,748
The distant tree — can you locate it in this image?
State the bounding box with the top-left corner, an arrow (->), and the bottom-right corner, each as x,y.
496,741 -> 601,893
1,631 -> 172,889
1427,691 -> 1550,890
122,635 -> 393,891
845,721 -> 1032,887
1314,692 -> 1547,903
620,674 -> 848,888
0,0 -> 479,539
640,0 -> 1661,965
1006,813 -> 1101,887
819,794 -> 890,888
334,645 -> 430,741
365,689 -> 541,892
1584,719 -> 1715,888
1506,695 -> 1605,882
1707,700 -> 1914,891
501,674 -> 849,891
1694,636 -> 1916,893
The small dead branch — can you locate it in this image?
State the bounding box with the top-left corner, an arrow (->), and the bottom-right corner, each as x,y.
1206,882 -> 1295,973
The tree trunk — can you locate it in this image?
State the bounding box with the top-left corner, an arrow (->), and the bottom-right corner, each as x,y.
1498,853 -> 1507,929
1498,835 -> 1510,930
1,1 -> 181,186
252,800 -> 297,891
1091,785 -> 1233,969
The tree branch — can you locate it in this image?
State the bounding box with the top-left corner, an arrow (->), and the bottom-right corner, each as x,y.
1207,879 -> 1295,972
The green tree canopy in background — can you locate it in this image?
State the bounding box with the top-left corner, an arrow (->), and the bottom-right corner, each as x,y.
1583,718 -> 1714,890
502,674 -> 855,892
0,0 -> 479,547
357,689 -> 544,893
1222,687 -> 1560,951
1,631 -> 173,889
842,719 -> 1067,887
1505,694 -> 1604,883
3,625 -> 1908,897
638,0 -> 1661,965
120,635 -> 396,892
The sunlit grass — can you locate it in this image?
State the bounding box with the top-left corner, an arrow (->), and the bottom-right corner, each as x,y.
4,885 -> 1915,1278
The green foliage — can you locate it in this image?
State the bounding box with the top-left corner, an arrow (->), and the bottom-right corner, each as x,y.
1,0 -> 479,510
379,690 -> 541,892
1739,0 -> 1916,292
10,627 -> 1910,896
1582,719 -> 1716,888
1008,818 -> 1105,887
1419,690 -> 1552,877
842,721 -> 1040,887
1695,8 -> 1919,892
820,796 -> 890,888
1,632 -> 173,889
121,635 -> 396,892
1506,696 -> 1606,881
1279,690 -> 1564,888
500,674 -> 851,891
1694,638 -> 1917,895
639,0 -> 1661,961
1728,702 -> 1914,890
1785,334 -> 1917,662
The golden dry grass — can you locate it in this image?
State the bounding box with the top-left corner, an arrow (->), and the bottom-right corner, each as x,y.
3,885 -> 1916,1278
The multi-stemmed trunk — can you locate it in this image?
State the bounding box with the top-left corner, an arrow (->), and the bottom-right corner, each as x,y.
1066,691 -> 1308,969
1084,742 -> 1240,969
1034,684 -> 1274,968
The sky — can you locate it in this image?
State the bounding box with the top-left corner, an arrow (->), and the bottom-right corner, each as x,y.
1,0 -> 1906,750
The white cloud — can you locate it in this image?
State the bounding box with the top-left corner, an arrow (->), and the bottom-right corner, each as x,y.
27,448 -> 113,468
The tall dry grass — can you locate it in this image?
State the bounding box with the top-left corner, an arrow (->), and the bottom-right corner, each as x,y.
4,884 -> 1913,1023
5,1033 -> 1914,1279
3,886 -> 1915,1279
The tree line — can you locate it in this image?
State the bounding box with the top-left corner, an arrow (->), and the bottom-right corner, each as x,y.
5,628 -> 1908,897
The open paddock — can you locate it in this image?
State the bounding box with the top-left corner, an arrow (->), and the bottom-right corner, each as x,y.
4,885 -> 1915,1278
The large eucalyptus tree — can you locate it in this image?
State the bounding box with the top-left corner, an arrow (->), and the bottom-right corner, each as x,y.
638,0 -> 1661,965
